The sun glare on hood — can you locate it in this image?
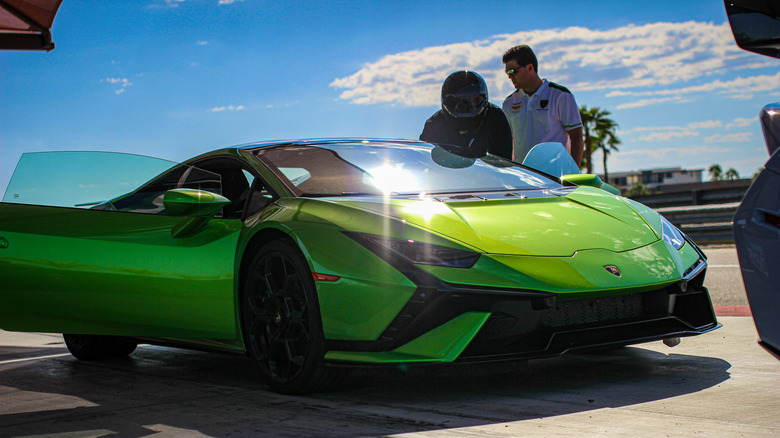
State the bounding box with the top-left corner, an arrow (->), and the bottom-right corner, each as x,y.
403,196 -> 452,221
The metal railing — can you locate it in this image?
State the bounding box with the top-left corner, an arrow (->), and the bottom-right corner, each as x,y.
626,182 -> 750,246
655,203 -> 740,246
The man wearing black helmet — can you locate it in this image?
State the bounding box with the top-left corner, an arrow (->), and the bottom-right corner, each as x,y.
420,70 -> 513,160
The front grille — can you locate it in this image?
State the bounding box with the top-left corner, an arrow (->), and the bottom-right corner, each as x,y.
541,293 -> 643,328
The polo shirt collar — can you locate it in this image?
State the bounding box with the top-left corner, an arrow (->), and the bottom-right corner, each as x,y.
518,78 -> 550,99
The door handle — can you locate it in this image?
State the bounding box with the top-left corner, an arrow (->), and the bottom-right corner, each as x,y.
0,237 -> 8,249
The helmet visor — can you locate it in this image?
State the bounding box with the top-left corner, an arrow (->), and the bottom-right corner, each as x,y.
443,84 -> 487,118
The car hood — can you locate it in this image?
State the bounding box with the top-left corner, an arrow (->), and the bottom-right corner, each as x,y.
322,187 -> 659,256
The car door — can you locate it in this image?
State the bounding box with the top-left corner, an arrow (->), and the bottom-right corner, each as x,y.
0,152 -> 245,339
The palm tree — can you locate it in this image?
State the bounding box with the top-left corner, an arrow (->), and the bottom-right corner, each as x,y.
708,164 -> 723,182
597,121 -> 620,182
579,106 -> 620,175
579,106 -> 598,173
725,168 -> 740,181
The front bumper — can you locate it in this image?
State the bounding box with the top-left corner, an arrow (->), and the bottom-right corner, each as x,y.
326,235 -> 719,365
325,278 -> 719,364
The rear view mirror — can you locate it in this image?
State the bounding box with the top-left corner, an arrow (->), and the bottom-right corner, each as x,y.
725,0 -> 780,59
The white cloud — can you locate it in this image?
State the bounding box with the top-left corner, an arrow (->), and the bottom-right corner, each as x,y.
688,120 -> 723,129
162,0 -> 241,6
607,72 -> 780,102
629,120 -> 724,142
637,130 -> 698,142
616,97 -> 682,110
330,21 -> 755,107
617,145 -> 735,160
704,132 -> 752,143
631,120 -> 722,133
730,117 -> 755,128
102,77 -> 132,95
210,105 -> 245,112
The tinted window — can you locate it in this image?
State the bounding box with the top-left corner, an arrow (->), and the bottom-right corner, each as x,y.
2,152 -> 175,208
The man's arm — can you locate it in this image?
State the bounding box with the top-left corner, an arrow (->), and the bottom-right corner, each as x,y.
567,126 -> 583,167
491,106 -> 514,160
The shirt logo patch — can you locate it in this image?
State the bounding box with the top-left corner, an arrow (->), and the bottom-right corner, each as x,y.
511,104 -> 522,111
540,100 -> 549,109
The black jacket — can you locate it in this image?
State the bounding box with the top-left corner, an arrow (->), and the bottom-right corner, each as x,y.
420,103 -> 513,160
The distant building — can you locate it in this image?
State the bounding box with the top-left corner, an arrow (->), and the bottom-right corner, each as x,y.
605,167 -> 703,191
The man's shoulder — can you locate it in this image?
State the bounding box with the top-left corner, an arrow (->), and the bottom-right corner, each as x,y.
485,103 -> 506,119
547,81 -> 572,95
503,90 -> 520,101
425,109 -> 447,123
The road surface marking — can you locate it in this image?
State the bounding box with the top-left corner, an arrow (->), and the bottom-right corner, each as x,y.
714,306 -> 752,316
0,353 -> 71,365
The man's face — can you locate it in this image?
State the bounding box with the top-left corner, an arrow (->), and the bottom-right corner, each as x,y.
504,60 -> 534,90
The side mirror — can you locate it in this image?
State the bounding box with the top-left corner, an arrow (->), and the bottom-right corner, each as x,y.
725,0 -> 780,59
561,174 -> 621,195
561,173 -> 603,187
164,189 -> 230,217
163,189 -> 231,237
760,102 -> 780,157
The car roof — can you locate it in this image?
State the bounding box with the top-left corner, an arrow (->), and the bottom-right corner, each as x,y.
234,138 -> 429,150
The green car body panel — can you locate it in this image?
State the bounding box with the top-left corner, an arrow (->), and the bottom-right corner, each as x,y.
0,140 -> 719,374
0,202 -> 241,338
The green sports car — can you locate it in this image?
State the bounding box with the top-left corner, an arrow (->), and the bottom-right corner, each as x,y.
0,139 -> 719,393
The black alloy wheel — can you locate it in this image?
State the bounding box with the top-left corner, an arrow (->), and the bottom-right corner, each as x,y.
242,239 -> 343,394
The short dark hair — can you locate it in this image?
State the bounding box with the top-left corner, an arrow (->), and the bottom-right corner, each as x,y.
502,45 -> 538,73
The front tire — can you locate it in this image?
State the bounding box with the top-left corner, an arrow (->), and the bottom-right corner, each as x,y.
63,334 -> 137,360
241,239 -> 344,394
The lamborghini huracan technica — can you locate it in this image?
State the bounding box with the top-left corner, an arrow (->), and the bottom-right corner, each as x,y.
0,139 -> 719,393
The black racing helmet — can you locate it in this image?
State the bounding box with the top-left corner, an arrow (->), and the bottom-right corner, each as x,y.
441,70 -> 489,118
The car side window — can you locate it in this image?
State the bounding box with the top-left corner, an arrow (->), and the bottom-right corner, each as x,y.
109,165 -> 222,214
198,162 -> 276,219
245,180 -> 276,217
108,157 -> 277,218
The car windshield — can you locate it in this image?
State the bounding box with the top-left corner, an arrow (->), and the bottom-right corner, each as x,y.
253,142 -> 560,196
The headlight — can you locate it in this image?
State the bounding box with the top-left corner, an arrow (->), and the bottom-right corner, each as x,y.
349,233 -> 480,268
660,215 -> 685,250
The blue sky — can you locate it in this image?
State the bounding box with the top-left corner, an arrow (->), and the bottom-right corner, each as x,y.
2,0 -> 778,196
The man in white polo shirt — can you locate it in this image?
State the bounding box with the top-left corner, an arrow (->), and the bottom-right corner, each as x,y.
501,45 -> 584,166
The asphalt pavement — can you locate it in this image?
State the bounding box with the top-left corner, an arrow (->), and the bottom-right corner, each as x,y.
701,246 -> 748,308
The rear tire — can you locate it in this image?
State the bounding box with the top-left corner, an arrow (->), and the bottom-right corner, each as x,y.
63,334 -> 137,360
241,239 -> 345,394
